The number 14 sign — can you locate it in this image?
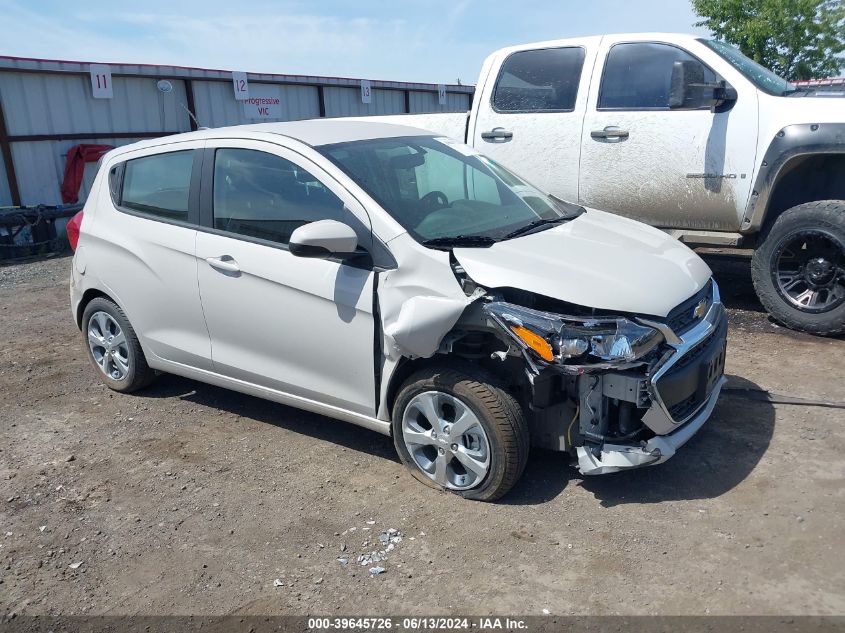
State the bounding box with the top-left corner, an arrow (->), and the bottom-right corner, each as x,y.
89,64 -> 113,99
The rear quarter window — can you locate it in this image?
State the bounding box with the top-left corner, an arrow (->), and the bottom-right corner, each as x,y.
492,47 -> 586,113
120,150 -> 195,221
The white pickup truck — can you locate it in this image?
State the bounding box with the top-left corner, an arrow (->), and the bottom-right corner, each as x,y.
370,32 -> 845,335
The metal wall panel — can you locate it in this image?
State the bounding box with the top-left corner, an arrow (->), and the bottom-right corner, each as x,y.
0,158 -> 11,206
324,87 -> 406,117
193,80 -> 320,128
12,137 -> 140,206
0,55 -> 475,206
0,72 -> 191,136
408,90 -> 470,113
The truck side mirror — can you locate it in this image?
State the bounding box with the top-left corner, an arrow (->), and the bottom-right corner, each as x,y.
669,60 -> 737,111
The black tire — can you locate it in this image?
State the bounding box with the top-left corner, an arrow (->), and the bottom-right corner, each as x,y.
751,200 -> 845,336
392,364 -> 529,502
81,297 -> 157,393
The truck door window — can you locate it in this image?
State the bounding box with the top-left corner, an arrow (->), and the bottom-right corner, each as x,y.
598,42 -> 716,110
492,47 -> 586,113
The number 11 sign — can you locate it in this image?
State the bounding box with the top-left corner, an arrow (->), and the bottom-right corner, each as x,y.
89,64 -> 113,99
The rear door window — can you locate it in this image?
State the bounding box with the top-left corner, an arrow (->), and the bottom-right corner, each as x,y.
492,47 -> 586,112
120,150 -> 195,221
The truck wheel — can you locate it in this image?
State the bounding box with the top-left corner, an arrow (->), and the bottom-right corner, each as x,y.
82,297 -> 157,392
751,201 -> 845,336
392,364 -> 529,502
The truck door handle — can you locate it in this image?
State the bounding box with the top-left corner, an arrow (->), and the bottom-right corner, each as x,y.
206,256 -> 240,273
591,126 -> 629,141
481,127 -> 513,141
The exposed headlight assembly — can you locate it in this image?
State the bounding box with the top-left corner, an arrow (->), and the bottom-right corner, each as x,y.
484,302 -> 662,365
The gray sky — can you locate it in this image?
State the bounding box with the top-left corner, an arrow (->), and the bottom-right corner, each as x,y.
0,0 -> 710,84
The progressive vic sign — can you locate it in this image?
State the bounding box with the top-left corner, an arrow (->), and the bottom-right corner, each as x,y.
242,85 -> 282,119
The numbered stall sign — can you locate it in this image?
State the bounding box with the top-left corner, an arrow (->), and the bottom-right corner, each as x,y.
89,64 -> 113,99
232,71 -> 250,101
438,84 -> 447,106
361,79 -> 372,104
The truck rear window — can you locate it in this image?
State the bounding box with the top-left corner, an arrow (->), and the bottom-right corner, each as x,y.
492,47 -> 585,113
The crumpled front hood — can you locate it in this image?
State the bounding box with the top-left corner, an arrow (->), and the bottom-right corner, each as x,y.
453,209 -> 712,317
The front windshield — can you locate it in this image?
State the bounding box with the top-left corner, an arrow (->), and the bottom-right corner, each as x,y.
318,135 -> 582,246
701,38 -> 793,96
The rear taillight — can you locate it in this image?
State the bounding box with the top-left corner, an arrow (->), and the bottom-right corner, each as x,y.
67,211 -> 83,252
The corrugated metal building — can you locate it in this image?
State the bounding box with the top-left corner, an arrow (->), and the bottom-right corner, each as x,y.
0,56 -> 474,207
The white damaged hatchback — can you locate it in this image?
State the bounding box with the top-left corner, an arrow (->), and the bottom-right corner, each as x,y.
69,120 -> 727,501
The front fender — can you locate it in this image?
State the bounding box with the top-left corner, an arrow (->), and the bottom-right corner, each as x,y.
742,123 -> 845,233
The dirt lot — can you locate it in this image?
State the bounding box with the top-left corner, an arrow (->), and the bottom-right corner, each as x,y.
1,254 -> 843,617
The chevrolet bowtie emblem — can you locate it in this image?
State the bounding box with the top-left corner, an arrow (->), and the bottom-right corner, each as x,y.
693,298 -> 708,320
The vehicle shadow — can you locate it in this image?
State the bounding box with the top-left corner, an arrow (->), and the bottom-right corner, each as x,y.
577,374 -> 775,507
140,372 -> 773,507
140,375 -> 400,463
699,252 -> 766,313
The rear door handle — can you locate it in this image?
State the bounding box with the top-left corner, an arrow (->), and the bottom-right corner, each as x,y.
481,127 -> 513,141
591,126 -> 629,141
205,256 -> 240,273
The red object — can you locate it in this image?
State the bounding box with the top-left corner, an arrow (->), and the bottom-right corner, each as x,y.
66,211 -> 83,251
61,144 -> 113,204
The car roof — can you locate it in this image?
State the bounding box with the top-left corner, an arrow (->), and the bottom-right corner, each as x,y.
111,119 -> 437,157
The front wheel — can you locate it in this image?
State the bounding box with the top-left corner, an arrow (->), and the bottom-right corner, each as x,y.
392,365 -> 529,502
751,201 -> 845,336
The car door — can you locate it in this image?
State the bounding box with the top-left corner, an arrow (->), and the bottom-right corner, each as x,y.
578,38 -> 758,231
469,40 -> 596,201
195,139 -> 377,416
92,143 -> 212,370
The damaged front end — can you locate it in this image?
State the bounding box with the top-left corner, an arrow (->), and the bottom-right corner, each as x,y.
479,280 -> 728,475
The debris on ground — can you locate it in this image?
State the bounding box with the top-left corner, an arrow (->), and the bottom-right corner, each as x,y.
68,561 -> 83,569
273,578 -> 284,588
369,566 -> 385,576
353,529 -> 403,569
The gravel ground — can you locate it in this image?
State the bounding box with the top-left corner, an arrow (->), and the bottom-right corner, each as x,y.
0,254 -> 843,617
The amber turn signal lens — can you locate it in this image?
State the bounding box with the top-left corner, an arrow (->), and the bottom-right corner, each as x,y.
510,325 -> 554,362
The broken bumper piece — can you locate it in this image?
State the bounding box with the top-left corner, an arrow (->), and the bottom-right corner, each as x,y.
576,375 -> 727,475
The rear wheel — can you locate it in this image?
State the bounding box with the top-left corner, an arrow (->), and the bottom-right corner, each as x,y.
392,364 -> 529,502
82,297 -> 157,392
752,201 -> 845,336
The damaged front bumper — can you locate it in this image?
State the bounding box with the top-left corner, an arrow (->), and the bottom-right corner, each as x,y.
576,283 -> 728,475
576,374 -> 726,475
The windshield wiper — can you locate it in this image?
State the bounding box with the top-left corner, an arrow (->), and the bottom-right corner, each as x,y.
420,235 -> 497,249
502,216 -> 571,240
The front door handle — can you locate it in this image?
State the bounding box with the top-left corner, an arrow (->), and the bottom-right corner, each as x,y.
205,256 -> 240,273
591,126 -> 629,141
481,127 -> 514,141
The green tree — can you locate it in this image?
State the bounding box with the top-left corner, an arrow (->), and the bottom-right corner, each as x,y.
692,0 -> 845,80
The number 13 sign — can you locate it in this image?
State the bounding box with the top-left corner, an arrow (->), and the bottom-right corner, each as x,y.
89,64 -> 113,99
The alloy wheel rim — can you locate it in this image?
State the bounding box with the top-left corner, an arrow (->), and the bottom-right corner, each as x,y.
401,391 -> 490,491
773,229 -> 845,313
87,311 -> 131,381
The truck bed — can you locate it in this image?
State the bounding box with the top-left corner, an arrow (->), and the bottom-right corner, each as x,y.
343,112 -> 469,143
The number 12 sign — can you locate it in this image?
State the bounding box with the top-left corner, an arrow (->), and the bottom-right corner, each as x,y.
232,71 -> 250,101
89,64 -> 113,99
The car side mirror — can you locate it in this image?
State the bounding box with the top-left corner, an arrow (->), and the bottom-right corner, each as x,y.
289,219 -> 359,259
669,60 -> 737,111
